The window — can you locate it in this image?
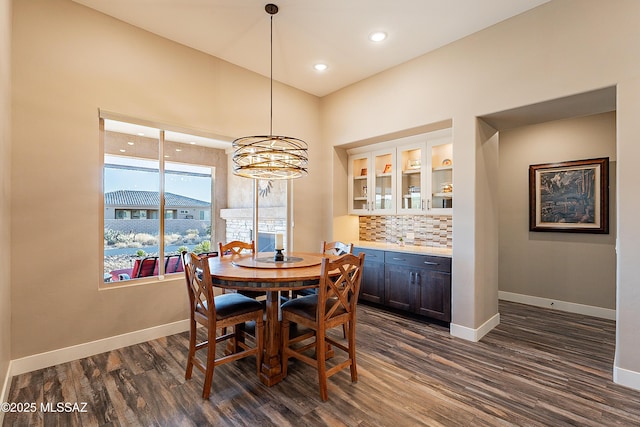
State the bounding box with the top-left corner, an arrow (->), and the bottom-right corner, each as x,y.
102,116 -> 225,285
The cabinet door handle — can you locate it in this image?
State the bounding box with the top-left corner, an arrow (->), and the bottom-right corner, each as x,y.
416,273 -> 421,286
409,272 -> 414,284
392,257 -> 405,261
427,199 -> 431,210
423,261 -> 438,265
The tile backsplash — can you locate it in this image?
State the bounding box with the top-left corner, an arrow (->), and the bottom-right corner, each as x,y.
359,215 -> 452,248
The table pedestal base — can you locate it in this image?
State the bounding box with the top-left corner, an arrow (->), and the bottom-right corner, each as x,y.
260,291 -> 284,386
258,290 -> 335,386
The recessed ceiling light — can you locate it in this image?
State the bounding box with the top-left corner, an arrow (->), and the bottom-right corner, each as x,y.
175,148 -> 182,152
137,132 -> 145,136
369,31 -> 387,42
127,141 -> 134,145
119,149 -> 126,153
314,63 -> 328,72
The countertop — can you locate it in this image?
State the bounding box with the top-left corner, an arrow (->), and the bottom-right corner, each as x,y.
353,241 -> 452,258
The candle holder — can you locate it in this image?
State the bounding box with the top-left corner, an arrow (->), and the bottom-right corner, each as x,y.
274,249 -> 284,262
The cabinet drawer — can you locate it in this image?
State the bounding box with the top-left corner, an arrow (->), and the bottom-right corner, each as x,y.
384,251 -> 451,273
354,247 -> 385,263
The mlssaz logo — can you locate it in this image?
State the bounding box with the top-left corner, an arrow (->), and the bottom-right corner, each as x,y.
40,402 -> 88,413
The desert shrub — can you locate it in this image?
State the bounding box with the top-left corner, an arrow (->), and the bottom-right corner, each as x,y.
165,233 -> 182,245
116,241 -> 142,249
193,240 -> 211,254
184,229 -> 200,243
134,233 -> 158,246
104,229 -> 136,246
104,228 -> 119,245
117,233 -> 133,243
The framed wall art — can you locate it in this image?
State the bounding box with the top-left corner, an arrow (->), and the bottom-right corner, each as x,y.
529,157 -> 609,233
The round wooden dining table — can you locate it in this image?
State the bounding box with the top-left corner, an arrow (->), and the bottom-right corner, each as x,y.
207,251 -> 334,387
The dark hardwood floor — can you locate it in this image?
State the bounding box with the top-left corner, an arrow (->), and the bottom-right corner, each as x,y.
4,301 -> 640,426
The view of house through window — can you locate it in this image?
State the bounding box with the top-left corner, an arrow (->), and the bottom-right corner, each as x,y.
103,117 -> 220,284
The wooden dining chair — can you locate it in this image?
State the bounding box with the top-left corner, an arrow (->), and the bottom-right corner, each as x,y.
218,241 -> 264,300
292,241 -> 354,299
321,240 -> 354,256
219,240 -> 255,256
181,251 -> 264,399
280,252 -> 365,401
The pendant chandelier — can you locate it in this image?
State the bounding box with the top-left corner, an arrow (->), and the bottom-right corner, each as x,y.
232,3 -> 309,180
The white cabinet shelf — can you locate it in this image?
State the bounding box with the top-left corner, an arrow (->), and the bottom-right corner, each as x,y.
402,169 -> 421,175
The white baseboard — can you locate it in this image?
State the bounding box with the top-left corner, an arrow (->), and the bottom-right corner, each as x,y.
0,362 -> 11,424
10,319 -> 190,377
450,312 -> 500,342
499,291 -> 616,320
614,365 -> 640,392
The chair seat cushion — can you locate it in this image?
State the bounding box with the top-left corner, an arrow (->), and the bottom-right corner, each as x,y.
281,294 -> 345,321
214,293 -> 263,320
294,288 -> 317,297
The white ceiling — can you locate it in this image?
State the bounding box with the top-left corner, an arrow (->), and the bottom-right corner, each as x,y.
72,0 -> 550,97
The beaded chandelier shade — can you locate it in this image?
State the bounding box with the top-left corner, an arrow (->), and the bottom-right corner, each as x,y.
232,4 -> 309,180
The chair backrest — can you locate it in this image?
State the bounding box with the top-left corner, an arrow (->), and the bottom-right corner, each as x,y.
182,251 -> 216,320
165,254 -> 182,274
317,253 -> 365,326
129,259 -> 142,278
135,257 -> 158,278
219,240 -> 255,256
200,251 -> 219,258
181,251 -> 193,294
321,241 -> 354,256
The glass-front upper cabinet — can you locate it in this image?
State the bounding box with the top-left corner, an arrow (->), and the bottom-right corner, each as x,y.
348,148 -> 396,215
427,138 -> 453,214
396,130 -> 452,215
397,141 -> 426,214
348,129 -> 451,216
349,153 -> 370,215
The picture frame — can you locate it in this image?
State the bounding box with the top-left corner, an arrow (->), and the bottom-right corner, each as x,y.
383,163 -> 392,174
529,157 -> 609,233
360,168 -> 367,177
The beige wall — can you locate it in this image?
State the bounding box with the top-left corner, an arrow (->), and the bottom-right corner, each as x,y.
10,0 -> 321,358
0,0 -> 11,401
499,112 -> 616,309
323,0 -> 640,382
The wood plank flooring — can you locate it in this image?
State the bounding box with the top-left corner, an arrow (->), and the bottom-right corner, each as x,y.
4,301 -> 640,426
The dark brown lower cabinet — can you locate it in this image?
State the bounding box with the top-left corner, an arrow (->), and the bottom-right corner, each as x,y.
355,247 -> 451,322
354,248 -> 385,304
414,268 -> 451,321
383,262 -> 414,312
